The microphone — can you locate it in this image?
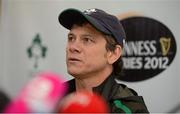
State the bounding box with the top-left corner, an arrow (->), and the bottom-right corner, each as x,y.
0,90 -> 10,112
4,71 -> 67,113
58,91 -> 109,113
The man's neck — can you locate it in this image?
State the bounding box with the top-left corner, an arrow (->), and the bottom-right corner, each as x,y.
75,67 -> 113,92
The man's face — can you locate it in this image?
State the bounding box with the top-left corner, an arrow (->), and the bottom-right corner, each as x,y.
66,23 -> 112,79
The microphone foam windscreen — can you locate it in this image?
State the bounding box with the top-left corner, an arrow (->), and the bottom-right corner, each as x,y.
58,91 -> 109,113
4,71 -> 67,113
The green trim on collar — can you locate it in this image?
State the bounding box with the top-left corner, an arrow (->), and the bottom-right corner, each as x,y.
114,100 -> 132,114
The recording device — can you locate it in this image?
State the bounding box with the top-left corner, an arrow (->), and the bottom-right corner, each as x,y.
4,72 -> 67,113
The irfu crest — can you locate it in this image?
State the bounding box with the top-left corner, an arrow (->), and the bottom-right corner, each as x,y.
27,34 -> 47,69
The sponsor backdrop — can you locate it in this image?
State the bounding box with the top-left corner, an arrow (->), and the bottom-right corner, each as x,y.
0,0 -> 180,113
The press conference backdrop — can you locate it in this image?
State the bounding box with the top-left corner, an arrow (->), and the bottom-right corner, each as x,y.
0,0 -> 180,113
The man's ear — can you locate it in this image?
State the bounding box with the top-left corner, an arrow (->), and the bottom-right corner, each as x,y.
107,45 -> 122,64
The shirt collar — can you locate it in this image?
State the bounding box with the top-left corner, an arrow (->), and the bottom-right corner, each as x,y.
93,72 -> 116,101
66,72 -> 116,101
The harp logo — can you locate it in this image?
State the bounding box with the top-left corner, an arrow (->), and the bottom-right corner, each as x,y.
160,37 -> 171,56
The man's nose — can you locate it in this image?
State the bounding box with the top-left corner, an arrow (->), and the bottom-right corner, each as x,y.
68,40 -> 82,53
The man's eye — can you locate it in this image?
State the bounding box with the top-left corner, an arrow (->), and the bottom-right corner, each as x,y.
68,36 -> 75,42
83,38 -> 94,43
84,38 -> 90,42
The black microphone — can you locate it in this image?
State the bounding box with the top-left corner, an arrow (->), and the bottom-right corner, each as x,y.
0,89 -> 10,112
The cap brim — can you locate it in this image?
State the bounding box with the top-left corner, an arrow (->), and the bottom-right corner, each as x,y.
58,8 -> 111,35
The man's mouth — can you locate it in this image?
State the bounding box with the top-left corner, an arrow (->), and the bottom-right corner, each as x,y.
68,58 -> 81,62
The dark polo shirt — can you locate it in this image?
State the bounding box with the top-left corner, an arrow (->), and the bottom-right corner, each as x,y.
65,72 -> 149,113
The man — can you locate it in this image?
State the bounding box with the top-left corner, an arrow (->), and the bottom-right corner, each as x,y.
58,8 -> 149,113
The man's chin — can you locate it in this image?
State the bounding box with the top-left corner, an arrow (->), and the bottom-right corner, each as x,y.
68,71 -> 79,76
67,71 -> 85,79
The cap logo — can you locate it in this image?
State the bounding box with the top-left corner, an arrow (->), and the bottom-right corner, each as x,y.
84,9 -> 97,15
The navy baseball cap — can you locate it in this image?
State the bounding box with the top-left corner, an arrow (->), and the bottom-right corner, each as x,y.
58,8 -> 126,47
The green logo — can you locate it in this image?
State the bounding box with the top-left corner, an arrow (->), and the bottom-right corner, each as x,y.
27,34 -> 47,69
